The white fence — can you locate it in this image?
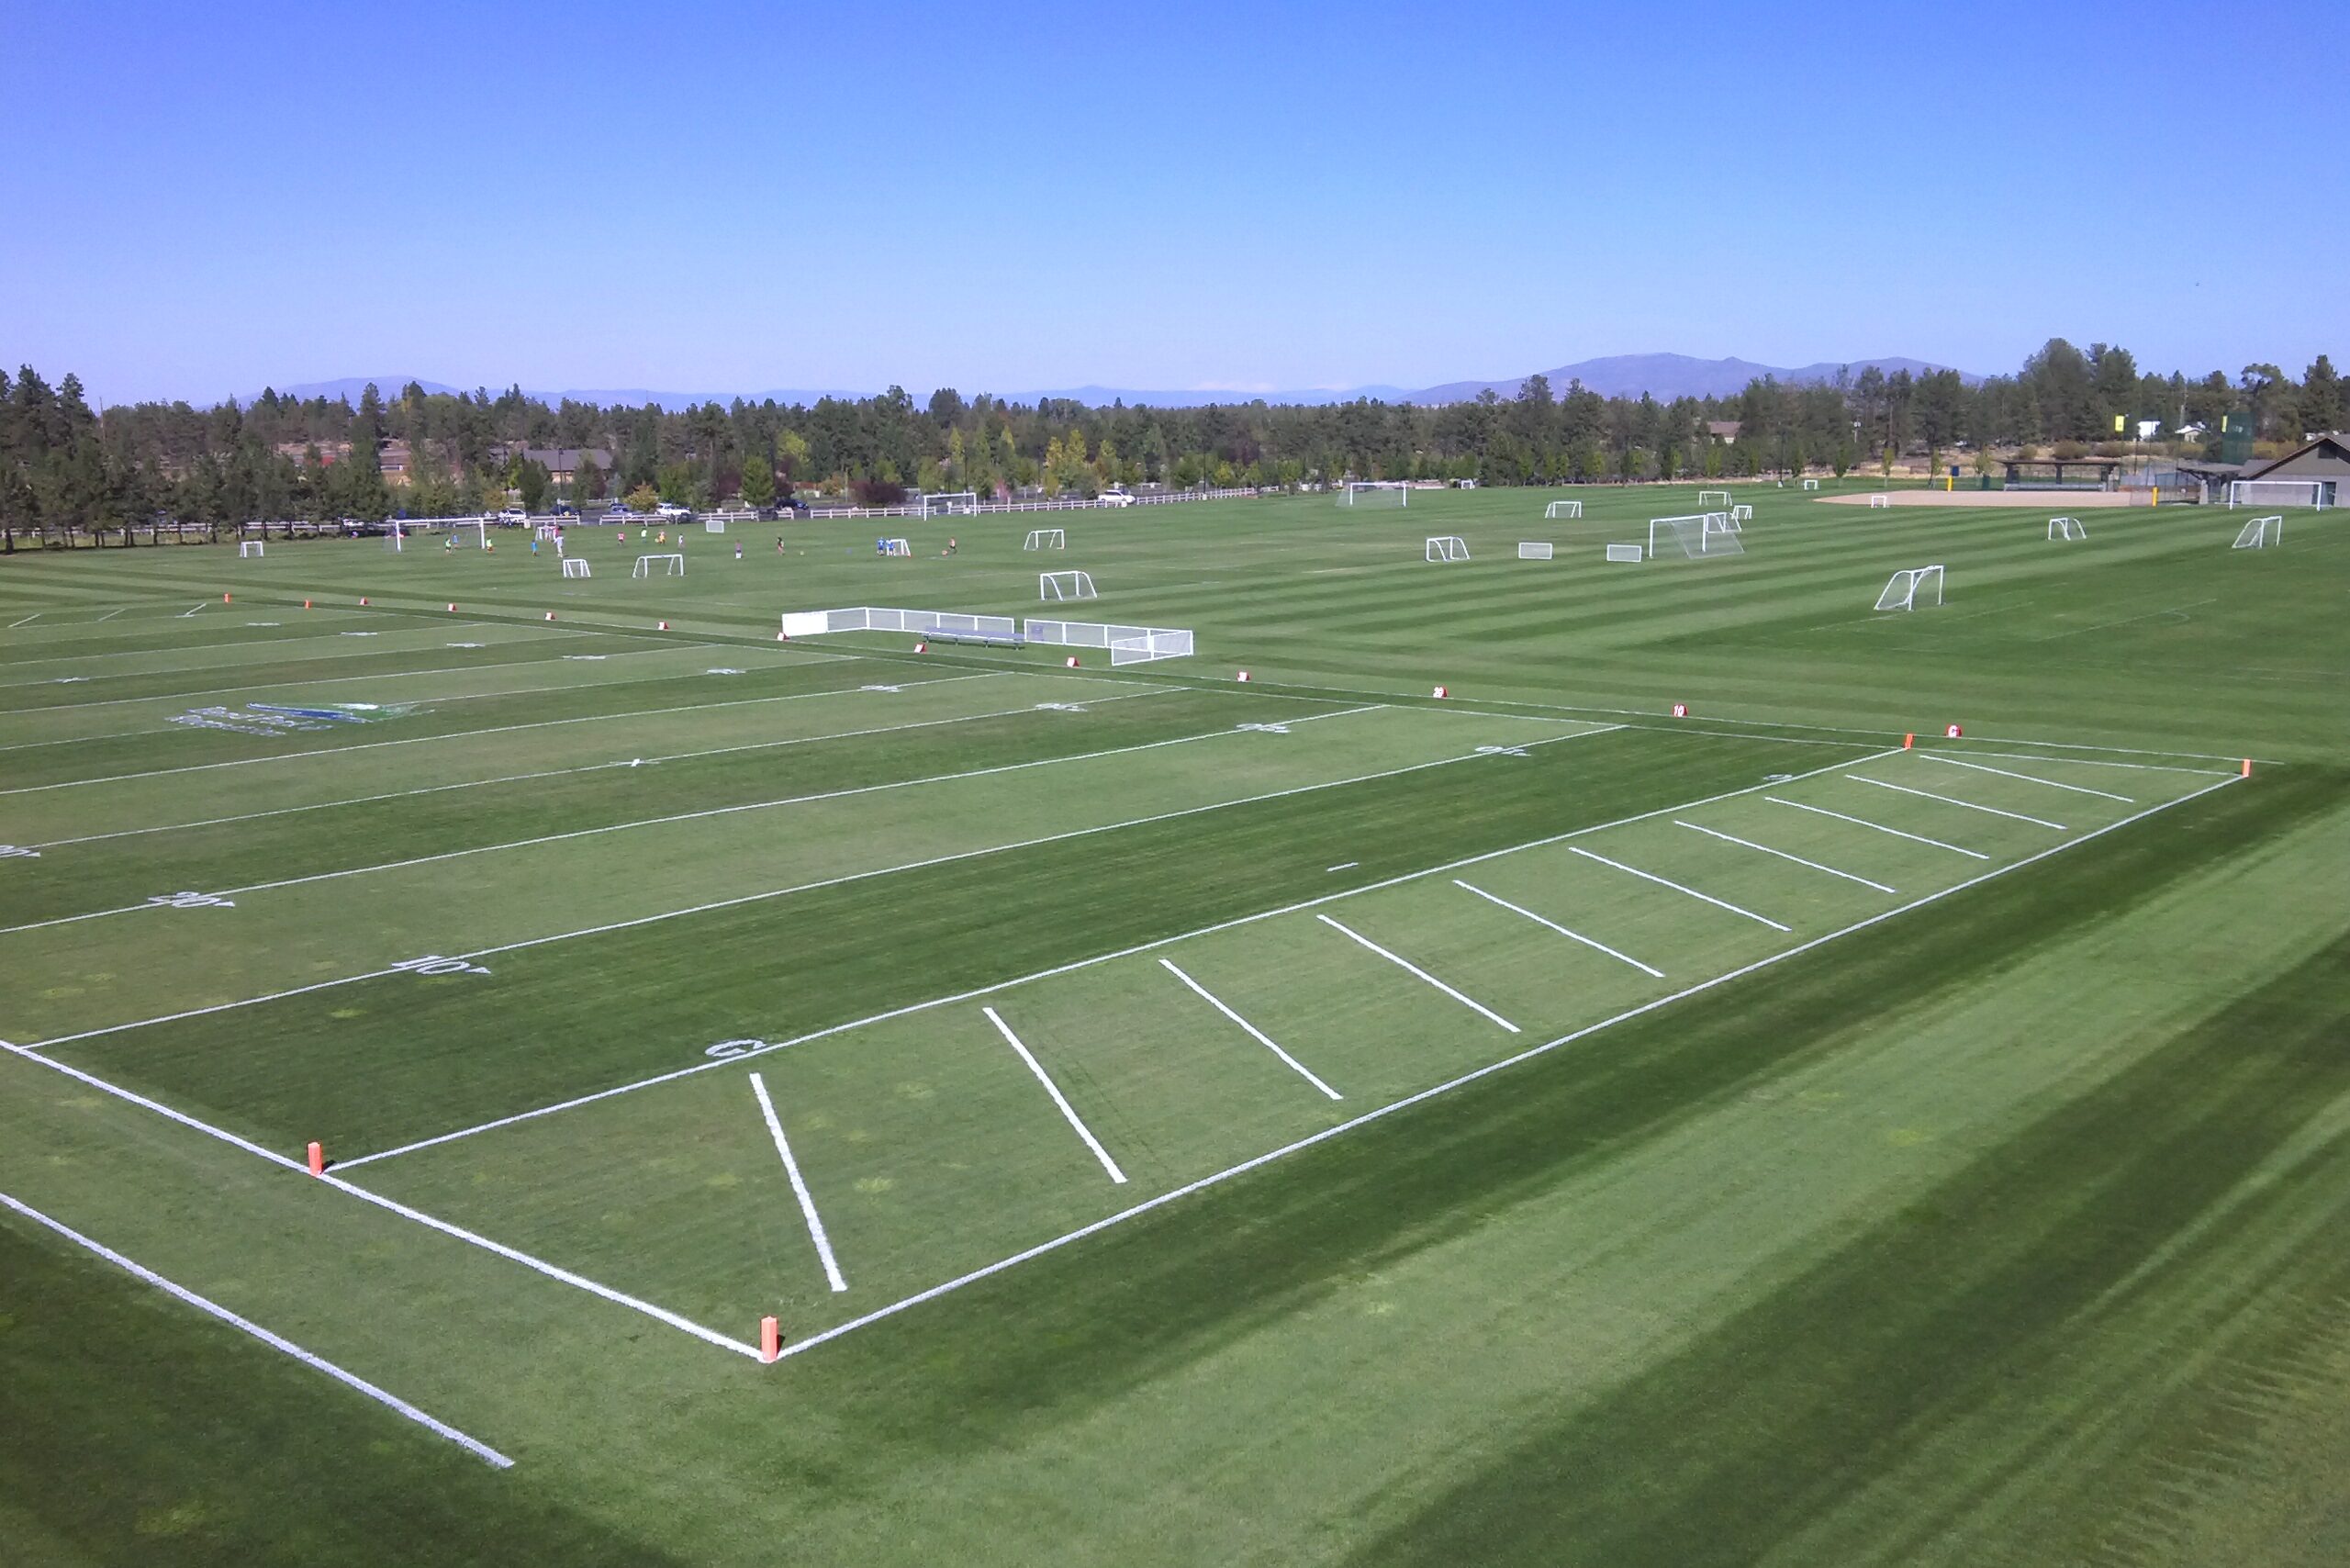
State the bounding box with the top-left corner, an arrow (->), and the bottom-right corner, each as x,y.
778,607 -> 1018,639
1024,618 -> 1195,665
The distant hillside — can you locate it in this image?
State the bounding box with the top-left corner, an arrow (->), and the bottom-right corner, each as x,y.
1409,353 -> 1980,404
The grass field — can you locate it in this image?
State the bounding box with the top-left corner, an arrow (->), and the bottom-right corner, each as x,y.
3,480 -> 2347,1566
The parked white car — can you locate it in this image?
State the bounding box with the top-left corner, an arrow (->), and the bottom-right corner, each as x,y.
656,502 -> 692,518
1096,489 -> 1135,508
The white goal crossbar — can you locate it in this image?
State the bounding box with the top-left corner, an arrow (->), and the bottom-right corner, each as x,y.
1025,618 -> 1194,665
1868,494 -> 1891,508
1543,498 -> 1583,519
562,557 -> 592,578
452,518 -> 488,547
1875,564 -> 1944,611
2226,479 -> 2325,510
1648,512 -> 1742,559
1023,528 -> 1066,550
2232,515 -> 2282,549
1606,543 -> 1644,563
1516,542 -> 1554,560
879,538 -> 912,556
1039,570 -> 1097,600
632,554 -> 685,577
2047,516 -> 2087,541
239,541 -> 264,557
1426,535 -> 1470,562
1342,481 -> 1408,507
921,491 -> 979,517
1730,504 -> 1752,522
1697,489 -> 1731,508
1801,478 -> 1820,490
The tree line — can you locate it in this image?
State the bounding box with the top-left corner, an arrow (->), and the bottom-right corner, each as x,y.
3,341 -> 2339,548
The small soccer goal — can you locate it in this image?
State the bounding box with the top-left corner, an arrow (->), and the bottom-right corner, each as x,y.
633,553 -> 686,577
1800,478 -> 1820,491
1875,564 -> 1944,611
535,523 -> 560,540
922,490 -> 979,518
1730,503 -> 1753,522
450,518 -> 488,548
238,541 -> 264,557
2232,515 -> 2282,549
1544,498 -> 1583,519
1516,542 -> 1553,560
1868,494 -> 1890,509
1040,570 -> 1098,600
1647,513 -> 1742,559
1697,489 -> 1731,508
1606,543 -> 1644,564
2226,479 -> 2326,510
2047,516 -> 2087,541
1342,481 -> 1407,508
1023,528 -> 1066,551
703,519 -> 726,533
878,538 -> 912,557
561,557 -> 592,578
1426,535 -> 1470,562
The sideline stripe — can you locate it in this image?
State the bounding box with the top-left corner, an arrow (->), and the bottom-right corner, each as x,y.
1451,879 -> 1663,977
749,1072 -> 847,1293
984,1007 -> 1127,1183
0,1190 -> 514,1468
1567,847 -> 1793,932
1159,959 -> 1343,1100
1316,915 -> 1519,1032
1674,820 -> 1897,894
1848,775 -> 2066,830
336,738 -> 1881,1170
762,773 -> 2243,1362
1919,752 -> 2134,802
1766,798 -> 1988,858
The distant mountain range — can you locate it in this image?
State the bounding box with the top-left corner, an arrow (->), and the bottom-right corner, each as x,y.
252,353 -> 1978,412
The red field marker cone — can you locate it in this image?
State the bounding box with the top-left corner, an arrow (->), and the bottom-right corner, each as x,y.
544,611 -> 555,622
777,631 -> 789,641
1945,723 -> 1963,739
1671,702 -> 1688,718
358,597 -> 368,606
1066,655 -> 1080,667
2241,757 -> 2253,777
657,621 -> 669,631
914,640 -> 927,653
759,1316 -> 780,1363
222,592 -> 232,602
1903,733 -> 1915,749
1237,669 -> 1250,682
307,1141 -> 325,1177
303,599 -> 312,610
446,602 -> 456,612
1432,685 -> 1449,699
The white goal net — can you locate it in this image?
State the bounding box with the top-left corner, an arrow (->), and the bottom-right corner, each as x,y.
878,538 -> 912,556
2232,515 -> 2282,549
2226,479 -> 2325,510
239,541 -> 264,557
1875,565 -> 1944,611
1516,542 -> 1554,560
1697,489 -> 1730,508
1801,478 -> 1820,490
922,491 -> 979,517
561,557 -> 592,578
632,554 -> 685,577
1342,482 -> 1407,508
2047,516 -> 2087,541
1868,494 -> 1890,509
1039,570 -> 1097,600
1648,513 -> 1742,559
1426,535 -> 1470,562
1606,543 -> 1644,563
1543,498 -> 1583,519
1023,528 -> 1065,550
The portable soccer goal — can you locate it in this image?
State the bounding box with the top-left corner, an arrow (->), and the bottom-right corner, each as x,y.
1868,494 -> 1890,509
536,523 -> 560,540
1875,565 -> 1944,611
1426,535 -> 1470,562
1023,528 -> 1066,551
1647,513 -> 1742,559
239,541 -> 264,557
1800,478 -> 1820,491
922,490 -> 979,518
2232,515 -> 2282,549
1697,489 -> 1731,509
2047,516 -> 2087,541
1516,542 -> 1554,560
1544,498 -> 1583,520
633,554 -> 686,577
2226,479 -> 2326,510
1730,503 -> 1753,522
452,518 -> 488,548
879,538 -> 912,557
1606,543 -> 1644,563
562,557 -> 592,578
704,519 -> 726,533
1039,570 -> 1098,600
1342,482 -> 1407,508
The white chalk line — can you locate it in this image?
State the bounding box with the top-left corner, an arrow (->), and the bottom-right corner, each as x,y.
763,773 -> 2243,1363
0,699 -> 1376,935
32,684 -> 1175,850
1159,959 -> 1343,1100
1674,820 -> 1897,895
1566,847 -> 1793,932
0,1189 -> 514,1468
1451,879 -> 1663,977
748,1072 -> 848,1292
1765,798 -> 1987,859
1918,752 -> 2134,802
984,1006 -> 1127,1183
0,616 -> 541,685
340,734 -> 1872,1170
1316,915 -> 1520,1032
1926,747 -> 2233,778
1847,775 -> 2067,831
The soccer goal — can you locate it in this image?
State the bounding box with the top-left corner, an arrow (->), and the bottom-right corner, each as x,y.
1868,494 -> 1890,509
1342,482 -> 1407,508
2232,515 -> 2282,549
1648,513 -> 1742,559
1730,503 -> 1753,522
1040,570 -> 1097,600
1023,528 -> 1066,551
1544,498 -> 1583,520
878,538 -> 912,557
1516,542 -> 1554,560
2226,479 -> 2326,510
1800,478 -> 1820,491
922,490 -> 979,518
1606,543 -> 1644,563
239,541 -> 264,558
633,554 -> 686,577
562,557 -> 592,578
450,517 -> 487,548
2048,516 -> 2087,541
1426,535 -> 1470,562
1875,565 -> 1944,611
1697,489 -> 1730,508
536,523 -> 560,540
703,519 -> 726,533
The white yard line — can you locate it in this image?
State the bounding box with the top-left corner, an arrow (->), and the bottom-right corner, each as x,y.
1159,959 -> 1343,1100
1929,747 -> 2233,778
748,1072 -> 848,1293
338,740 -> 1886,1170
763,773 -> 2244,1363
1674,820 -> 1897,895
0,1190 -> 514,1469
1315,915 -> 1519,1032
1919,752 -> 2133,802
1451,880 -> 1663,977
983,1006 -> 1127,1183
1765,798 -> 1987,859
179,604 -> 205,617
1566,847 -> 1793,932
6,614 -> 41,628
1847,775 -> 2066,830
0,1037 -> 304,1164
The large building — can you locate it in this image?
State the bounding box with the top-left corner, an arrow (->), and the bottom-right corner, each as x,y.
2239,432 -> 2348,507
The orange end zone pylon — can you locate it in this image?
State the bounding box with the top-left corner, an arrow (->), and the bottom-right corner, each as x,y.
759,1316 -> 780,1363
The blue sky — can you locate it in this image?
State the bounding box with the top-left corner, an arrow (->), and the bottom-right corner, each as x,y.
3,0 -> 2343,404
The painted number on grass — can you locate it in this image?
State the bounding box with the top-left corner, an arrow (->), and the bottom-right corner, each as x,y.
0,845 -> 39,858
1475,745 -> 1530,757
390,955 -> 491,978
702,1038 -> 773,1060
1034,702 -> 1088,712
1237,722 -> 1292,734
860,684 -> 904,693
148,890 -> 235,909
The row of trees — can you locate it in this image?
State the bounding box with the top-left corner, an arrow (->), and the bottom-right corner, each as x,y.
4,342 -> 2339,546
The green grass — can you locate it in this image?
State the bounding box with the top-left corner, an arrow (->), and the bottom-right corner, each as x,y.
3,483 -> 2347,1565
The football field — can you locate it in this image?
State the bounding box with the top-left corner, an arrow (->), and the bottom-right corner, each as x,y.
4,483 -> 2348,1565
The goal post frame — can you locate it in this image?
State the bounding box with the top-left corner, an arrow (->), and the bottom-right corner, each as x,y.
2225,478 -> 2326,510
1425,535 -> 1470,562
1342,481 -> 1408,508
1022,528 -> 1066,551
1874,564 -> 1945,611
2232,515 -> 2282,549
1038,569 -> 1098,600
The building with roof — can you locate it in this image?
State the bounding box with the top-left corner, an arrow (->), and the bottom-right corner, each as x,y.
2238,432 -> 2347,507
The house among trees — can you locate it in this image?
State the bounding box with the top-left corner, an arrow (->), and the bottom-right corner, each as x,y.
490,445 -> 612,488
1706,420 -> 1741,443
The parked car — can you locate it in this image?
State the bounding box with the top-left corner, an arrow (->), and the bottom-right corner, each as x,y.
1096,489 -> 1135,508
656,502 -> 692,519
493,508 -> 527,525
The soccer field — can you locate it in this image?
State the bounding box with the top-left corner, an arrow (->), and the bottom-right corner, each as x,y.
4,483 -> 2349,1565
